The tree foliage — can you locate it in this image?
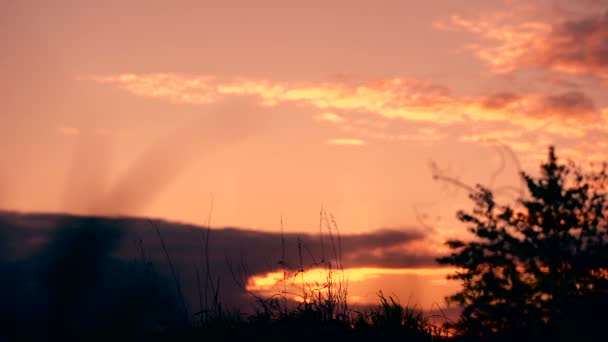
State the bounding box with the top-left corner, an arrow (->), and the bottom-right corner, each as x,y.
438,147 -> 608,337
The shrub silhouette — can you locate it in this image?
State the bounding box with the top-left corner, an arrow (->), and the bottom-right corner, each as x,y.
438,147 -> 608,338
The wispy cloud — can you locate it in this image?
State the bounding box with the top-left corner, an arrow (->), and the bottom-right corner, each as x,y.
436,7 -> 608,80
86,73 -> 608,139
327,138 -> 366,146
315,111 -> 345,123
458,129 -> 531,152
88,73 -> 217,104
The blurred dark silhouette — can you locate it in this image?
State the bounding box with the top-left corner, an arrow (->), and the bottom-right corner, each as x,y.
0,211 -> 438,340
0,216 -> 183,340
438,146 -> 608,339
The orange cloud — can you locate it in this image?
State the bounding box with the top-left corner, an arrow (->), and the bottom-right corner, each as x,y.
87,74 -> 607,137
472,91 -> 602,136
438,9 -> 608,80
315,111 -> 345,123
88,73 -> 217,104
534,11 -> 608,79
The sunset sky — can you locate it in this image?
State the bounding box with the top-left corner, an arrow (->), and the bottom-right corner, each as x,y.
2,0 -> 608,309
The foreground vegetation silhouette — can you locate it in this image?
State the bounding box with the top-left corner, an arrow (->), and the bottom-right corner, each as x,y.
2,146 -> 607,341
439,147 -> 608,339
0,211 -> 447,341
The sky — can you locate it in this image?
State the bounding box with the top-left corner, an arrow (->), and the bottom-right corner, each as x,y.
2,0 -> 608,310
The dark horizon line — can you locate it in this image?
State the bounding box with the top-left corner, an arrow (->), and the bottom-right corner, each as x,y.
0,208 -> 432,238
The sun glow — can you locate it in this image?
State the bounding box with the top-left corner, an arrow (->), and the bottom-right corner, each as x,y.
246,266 -> 460,306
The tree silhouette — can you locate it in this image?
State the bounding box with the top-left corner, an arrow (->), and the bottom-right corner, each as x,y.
438,147 -> 608,338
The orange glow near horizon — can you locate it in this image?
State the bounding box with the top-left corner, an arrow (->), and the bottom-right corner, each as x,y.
247,267 -> 461,308
248,266 -> 461,289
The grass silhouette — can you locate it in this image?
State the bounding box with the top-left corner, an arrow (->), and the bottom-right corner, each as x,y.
0,210 -> 449,341
2,209 -> 599,342
5,147 -> 608,342
167,207 -> 449,341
